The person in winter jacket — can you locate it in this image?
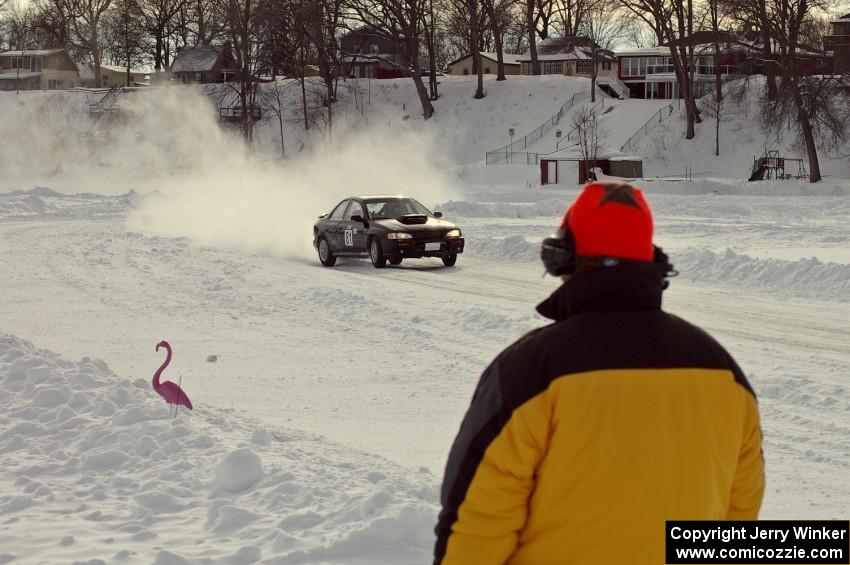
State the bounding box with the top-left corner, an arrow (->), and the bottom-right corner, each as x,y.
434,181 -> 764,565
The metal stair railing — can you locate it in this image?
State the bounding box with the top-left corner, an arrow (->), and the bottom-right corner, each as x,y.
485,91 -> 590,165
619,100 -> 676,155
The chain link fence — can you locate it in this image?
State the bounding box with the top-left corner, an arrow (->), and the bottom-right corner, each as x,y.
619,100 -> 677,155
485,91 -> 589,165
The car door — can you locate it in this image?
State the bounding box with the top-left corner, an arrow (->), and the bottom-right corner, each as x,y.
343,200 -> 368,253
326,200 -> 349,251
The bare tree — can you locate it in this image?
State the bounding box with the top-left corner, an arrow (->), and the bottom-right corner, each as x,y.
349,0 -> 436,119
7,0 -> 35,93
224,0 -> 263,142
579,0 -> 624,102
552,0 -> 589,37
103,0 -> 146,84
481,0 -> 516,80
469,0 -> 485,97
736,0 -> 841,181
138,0 -> 186,71
30,0 -> 75,49
49,0 -> 114,87
524,0 -> 540,73
261,80 -> 294,158
619,0 -> 701,138
572,104 -> 604,182
299,0 -> 342,133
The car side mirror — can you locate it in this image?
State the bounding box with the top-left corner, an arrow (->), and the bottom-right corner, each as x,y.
434,211 -> 443,218
351,214 -> 364,223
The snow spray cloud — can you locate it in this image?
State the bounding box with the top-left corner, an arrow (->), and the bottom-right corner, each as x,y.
119,86 -> 459,261
0,87 -> 240,193
0,85 -> 457,259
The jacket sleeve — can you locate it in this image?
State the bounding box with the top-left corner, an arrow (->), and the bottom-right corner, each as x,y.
434,361 -> 549,565
727,394 -> 765,519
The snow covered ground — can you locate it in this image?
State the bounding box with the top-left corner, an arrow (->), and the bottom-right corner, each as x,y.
1,76 -> 849,562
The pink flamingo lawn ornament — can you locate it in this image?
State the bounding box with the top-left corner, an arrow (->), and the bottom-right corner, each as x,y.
153,340 -> 193,414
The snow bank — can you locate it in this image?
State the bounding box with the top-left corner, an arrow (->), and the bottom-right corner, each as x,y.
674,248 -> 850,302
459,232 -> 850,303
0,334 -> 438,563
0,188 -> 139,221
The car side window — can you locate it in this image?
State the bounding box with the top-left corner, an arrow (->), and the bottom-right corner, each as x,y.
329,200 -> 349,221
346,200 -> 365,220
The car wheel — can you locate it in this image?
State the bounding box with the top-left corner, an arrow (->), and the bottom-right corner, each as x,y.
369,237 -> 387,268
318,237 -> 336,267
442,252 -> 458,267
388,256 -> 402,266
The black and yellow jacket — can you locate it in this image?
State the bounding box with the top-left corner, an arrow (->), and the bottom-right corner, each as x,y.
435,266 -> 764,565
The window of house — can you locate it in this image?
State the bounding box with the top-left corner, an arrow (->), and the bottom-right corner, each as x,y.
576,60 -> 593,74
30,56 -> 42,72
544,61 -> 563,74
11,56 -> 23,70
463,68 -> 469,75
200,73 -> 207,83
602,60 -> 611,70
370,44 -> 379,54
365,64 -> 375,78
485,67 -> 490,74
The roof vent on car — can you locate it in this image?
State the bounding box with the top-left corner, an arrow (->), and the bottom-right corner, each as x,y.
398,214 -> 428,225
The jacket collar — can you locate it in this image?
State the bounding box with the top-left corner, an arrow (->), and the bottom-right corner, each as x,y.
536,266 -> 664,322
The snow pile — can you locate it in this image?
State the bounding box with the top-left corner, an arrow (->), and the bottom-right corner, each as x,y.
674,248 -> 850,302
440,197 -> 571,218
457,232 -> 850,303
466,234 -> 541,263
0,188 -> 138,221
0,334 -> 438,563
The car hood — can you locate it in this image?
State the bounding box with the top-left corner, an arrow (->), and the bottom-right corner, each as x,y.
372,217 -> 458,233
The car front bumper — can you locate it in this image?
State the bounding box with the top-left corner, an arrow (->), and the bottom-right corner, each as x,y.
384,237 -> 464,258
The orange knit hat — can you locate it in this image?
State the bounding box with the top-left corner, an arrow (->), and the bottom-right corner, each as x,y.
560,181 -> 654,262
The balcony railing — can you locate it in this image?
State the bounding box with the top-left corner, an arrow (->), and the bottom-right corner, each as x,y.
824,35 -> 850,50
645,64 -> 744,77
219,106 -> 261,123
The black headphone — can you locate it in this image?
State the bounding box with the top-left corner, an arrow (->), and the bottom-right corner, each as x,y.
541,228 -> 678,280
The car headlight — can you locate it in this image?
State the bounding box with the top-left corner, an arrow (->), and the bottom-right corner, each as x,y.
387,232 -> 413,240
445,229 -> 462,238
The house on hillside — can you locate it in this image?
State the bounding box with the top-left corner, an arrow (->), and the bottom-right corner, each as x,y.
518,37 -> 617,79
617,31 -> 833,99
0,48 -> 80,91
340,26 -> 409,79
448,52 -> 521,76
100,64 -> 149,87
170,43 -> 238,84
825,13 -> 850,72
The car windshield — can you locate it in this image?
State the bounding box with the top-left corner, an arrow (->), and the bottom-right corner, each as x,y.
365,198 -> 432,220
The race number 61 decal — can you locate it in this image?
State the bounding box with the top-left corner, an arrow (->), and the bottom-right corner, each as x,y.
344,229 -> 353,246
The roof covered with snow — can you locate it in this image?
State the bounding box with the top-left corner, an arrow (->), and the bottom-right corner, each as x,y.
615,46 -> 674,57
0,71 -> 41,80
518,37 -> 612,62
0,48 -> 65,57
101,64 -> 149,75
171,45 -> 225,73
480,52 -> 521,65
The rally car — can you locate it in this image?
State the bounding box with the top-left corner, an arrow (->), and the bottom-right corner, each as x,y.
313,196 -> 464,268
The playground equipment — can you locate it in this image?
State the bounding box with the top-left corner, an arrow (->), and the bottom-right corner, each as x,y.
749,150 -> 808,181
